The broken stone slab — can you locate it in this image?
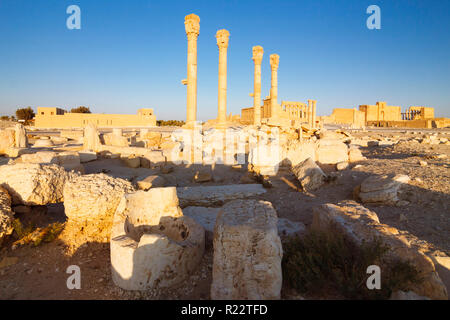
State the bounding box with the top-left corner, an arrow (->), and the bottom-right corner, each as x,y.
0,163 -> 77,206
57,151 -> 84,173
292,157 -> 327,192
79,151 -> 97,163
357,174 -> 410,205
63,173 -> 135,222
0,187 -> 14,246
176,184 -> 267,207
111,187 -> 204,290
136,175 -> 166,191
312,200 -> 448,300
102,133 -> 129,147
211,199 -> 282,300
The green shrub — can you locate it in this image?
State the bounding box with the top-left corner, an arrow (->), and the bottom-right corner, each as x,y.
282,228 -> 422,299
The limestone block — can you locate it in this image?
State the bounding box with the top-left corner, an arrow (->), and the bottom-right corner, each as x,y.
142,132 -> 162,147
336,161 -> 349,171
3,147 -> 34,158
63,173 -> 135,222
348,148 -> 366,162
136,175 -> 166,191
111,187 -> 204,290
57,151 -> 84,173
312,201 -> 447,300
292,157 -> 327,192
0,129 -> 16,154
33,138 -> 54,148
357,174 -> 410,205
315,139 -> 348,164
79,151 -> 97,163
211,200 -> 282,300
0,163 -> 76,205
20,151 -> 59,164
121,155 -> 140,168
103,133 -> 129,147
0,187 -> 14,246
14,124 -> 28,148
83,124 -> 101,151
176,184 -> 267,207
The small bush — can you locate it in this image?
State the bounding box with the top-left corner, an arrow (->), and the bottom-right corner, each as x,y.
12,219 -> 64,248
282,228 -> 422,299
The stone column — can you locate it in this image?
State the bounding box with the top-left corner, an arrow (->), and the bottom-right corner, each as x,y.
184,14 -> 200,127
312,100 -> 317,128
269,54 -> 279,119
252,46 -> 263,125
307,100 -> 313,127
216,29 -> 230,127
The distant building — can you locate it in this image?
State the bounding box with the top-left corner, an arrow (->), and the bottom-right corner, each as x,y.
359,102 -> 402,122
35,107 -> 156,128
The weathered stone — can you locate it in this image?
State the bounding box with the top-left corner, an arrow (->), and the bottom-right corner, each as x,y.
79,151 -> 97,163
211,200 -> 282,300
312,201 -> 447,300
0,129 -> 16,155
103,133 -> 129,147
83,124 -> 101,151
0,187 -> 14,245
277,218 -> 306,238
136,175 -> 166,190
193,171 -> 212,183
357,174 -> 410,205
367,140 -> 379,147
176,184 -> 266,207
419,160 -> 427,167
57,151 -> 84,173
316,138 -> 348,164
33,138 -> 54,148
121,155 -> 140,168
292,157 -> 327,192
20,151 -> 59,164
111,187 -> 204,290
336,161 -> 349,171
14,124 -> 28,148
0,163 -> 76,205
63,173 -> 135,222
348,148 -> 366,162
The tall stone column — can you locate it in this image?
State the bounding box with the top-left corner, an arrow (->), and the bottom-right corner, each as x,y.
312,100 -> 317,128
252,46 -> 263,125
216,29 -> 230,127
269,54 -> 280,119
307,100 -> 312,126
184,14 -> 200,127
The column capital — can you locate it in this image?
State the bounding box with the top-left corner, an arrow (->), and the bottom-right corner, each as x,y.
270,54 -> 280,70
252,46 -> 264,65
216,29 -> 230,49
185,14 -> 200,38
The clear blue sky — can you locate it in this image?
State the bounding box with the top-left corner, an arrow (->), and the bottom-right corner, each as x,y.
0,0 -> 449,120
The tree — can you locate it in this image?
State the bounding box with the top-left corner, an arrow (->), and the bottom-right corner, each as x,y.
71,106 -> 91,113
15,107 -> 35,121
0,116 -> 9,121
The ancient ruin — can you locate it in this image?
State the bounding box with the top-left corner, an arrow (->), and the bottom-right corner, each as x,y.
0,9 -> 449,303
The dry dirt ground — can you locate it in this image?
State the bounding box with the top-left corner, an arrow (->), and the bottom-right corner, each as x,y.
0,128 -> 449,299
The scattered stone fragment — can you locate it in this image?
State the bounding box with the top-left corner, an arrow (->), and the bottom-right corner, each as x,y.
193,171 -> 212,183
336,161 -> 349,171
292,157 -> 327,192
357,174 -> 410,205
136,175 -> 166,191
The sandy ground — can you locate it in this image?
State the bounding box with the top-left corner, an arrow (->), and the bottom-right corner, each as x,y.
0,128 -> 449,299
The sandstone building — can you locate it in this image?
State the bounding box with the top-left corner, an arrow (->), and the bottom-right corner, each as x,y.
34,107 -> 156,128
